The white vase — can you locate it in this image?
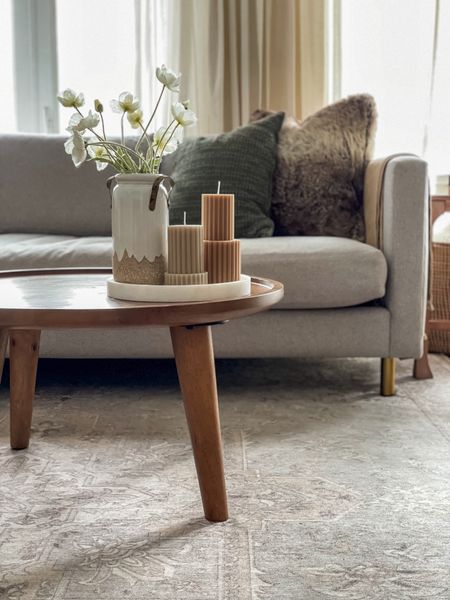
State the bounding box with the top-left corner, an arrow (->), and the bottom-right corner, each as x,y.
111,173 -> 173,285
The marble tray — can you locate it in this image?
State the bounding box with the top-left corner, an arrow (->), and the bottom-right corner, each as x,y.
107,274 -> 251,303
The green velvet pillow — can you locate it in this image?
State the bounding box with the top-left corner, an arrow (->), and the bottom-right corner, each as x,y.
169,112 -> 284,237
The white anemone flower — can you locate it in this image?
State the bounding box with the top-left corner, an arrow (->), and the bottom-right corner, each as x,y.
110,92 -> 140,114
87,145 -> 109,171
153,126 -> 178,155
156,65 -> 181,92
127,109 -> 144,129
57,89 -> 85,108
64,130 -> 87,168
171,102 -> 197,127
67,110 -> 100,132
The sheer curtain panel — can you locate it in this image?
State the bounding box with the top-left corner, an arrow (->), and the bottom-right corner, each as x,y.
135,0 -> 327,135
338,0 -> 450,179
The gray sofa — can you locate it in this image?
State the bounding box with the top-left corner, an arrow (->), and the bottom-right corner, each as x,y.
0,134 -> 429,394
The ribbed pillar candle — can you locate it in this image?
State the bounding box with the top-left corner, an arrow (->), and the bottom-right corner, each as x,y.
201,194 -> 235,241
204,240 -> 241,284
164,272 -> 208,285
165,224 -> 208,285
168,225 -> 204,273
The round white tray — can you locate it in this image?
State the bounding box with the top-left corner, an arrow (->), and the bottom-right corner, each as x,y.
107,274 -> 251,303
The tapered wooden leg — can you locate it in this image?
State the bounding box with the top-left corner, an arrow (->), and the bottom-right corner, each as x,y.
9,329 -> 40,450
413,336 -> 433,380
381,357 -> 396,396
0,330 -> 8,384
170,325 -> 228,522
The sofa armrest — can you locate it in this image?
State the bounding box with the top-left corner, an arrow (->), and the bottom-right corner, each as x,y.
365,155 -> 428,358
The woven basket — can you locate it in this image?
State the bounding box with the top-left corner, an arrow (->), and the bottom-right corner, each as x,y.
429,242 -> 450,353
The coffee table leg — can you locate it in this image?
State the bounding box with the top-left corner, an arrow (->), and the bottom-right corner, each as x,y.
9,329 -> 40,450
0,329 -> 8,384
170,325 -> 228,522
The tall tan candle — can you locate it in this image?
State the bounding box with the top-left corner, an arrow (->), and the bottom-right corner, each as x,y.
202,193 -> 235,241
167,224 -> 205,274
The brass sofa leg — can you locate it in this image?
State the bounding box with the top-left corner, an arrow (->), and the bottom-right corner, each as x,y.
381,358 -> 396,396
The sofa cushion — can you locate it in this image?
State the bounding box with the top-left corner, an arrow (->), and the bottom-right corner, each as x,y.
242,236 -> 387,308
0,234 -> 387,309
0,234 -> 112,269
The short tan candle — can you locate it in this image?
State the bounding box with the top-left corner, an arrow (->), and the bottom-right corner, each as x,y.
164,272 -> 208,285
167,224 -> 205,274
202,194 -> 235,241
204,239 -> 241,283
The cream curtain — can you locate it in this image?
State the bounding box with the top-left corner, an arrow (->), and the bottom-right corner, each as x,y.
135,0 -> 327,135
422,0 -> 450,178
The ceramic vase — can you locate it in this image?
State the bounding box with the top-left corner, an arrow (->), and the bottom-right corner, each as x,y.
111,173 -> 173,285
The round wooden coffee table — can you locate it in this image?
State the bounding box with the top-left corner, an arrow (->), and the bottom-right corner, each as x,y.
0,268 -> 283,522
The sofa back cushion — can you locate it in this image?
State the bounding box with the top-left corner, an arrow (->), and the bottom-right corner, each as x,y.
0,134 -> 184,236
0,134 -> 115,236
251,94 -> 377,240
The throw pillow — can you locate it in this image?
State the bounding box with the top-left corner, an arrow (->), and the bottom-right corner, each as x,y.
169,112 -> 284,238
251,94 -> 377,240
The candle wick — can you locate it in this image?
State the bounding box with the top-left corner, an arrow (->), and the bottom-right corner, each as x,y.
217,181 -> 221,194
184,211 -> 187,225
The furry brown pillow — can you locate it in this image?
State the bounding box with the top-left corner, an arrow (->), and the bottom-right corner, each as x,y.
251,95 -> 377,239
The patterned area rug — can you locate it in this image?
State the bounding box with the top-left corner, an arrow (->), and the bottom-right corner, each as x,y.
1,355 -> 450,600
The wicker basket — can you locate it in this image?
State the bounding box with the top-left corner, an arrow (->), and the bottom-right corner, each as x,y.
429,242 -> 450,353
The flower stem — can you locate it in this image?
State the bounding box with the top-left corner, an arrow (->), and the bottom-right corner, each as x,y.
86,140 -> 144,160
86,156 -> 116,168
94,111 -> 116,164
100,112 -> 106,139
155,123 -> 180,171
120,113 -> 125,145
139,123 -> 152,158
86,140 -> 151,171
149,119 -> 177,173
155,119 -> 176,153
74,107 -> 105,142
135,84 -> 166,151
160,122 -> 179,153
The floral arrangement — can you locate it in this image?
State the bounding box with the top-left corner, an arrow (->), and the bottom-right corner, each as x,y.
57,65 -> 197,174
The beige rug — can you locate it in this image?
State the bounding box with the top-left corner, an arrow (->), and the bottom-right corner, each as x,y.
1,355 -> 450,599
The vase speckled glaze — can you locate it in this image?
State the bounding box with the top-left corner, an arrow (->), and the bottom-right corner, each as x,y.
111,174 -> 173,285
